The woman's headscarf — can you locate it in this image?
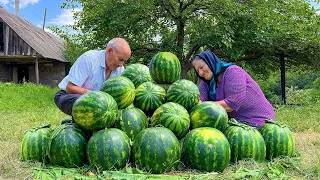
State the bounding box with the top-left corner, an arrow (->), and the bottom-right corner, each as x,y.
194,51 -> 233,100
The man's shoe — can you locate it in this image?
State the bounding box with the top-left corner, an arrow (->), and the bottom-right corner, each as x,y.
61,119 -> 74,125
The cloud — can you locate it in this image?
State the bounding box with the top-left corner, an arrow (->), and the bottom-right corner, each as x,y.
20,0 -> 40,8
48,8 -> 81,26
0,0 -> 40,8
0,0 -> 10,6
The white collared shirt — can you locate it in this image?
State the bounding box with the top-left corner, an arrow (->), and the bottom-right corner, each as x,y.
58,50 -> 124,91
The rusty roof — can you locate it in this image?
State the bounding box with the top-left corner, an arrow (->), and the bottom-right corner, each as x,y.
0,7 -> 67,62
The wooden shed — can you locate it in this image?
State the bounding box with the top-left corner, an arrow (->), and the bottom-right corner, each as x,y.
0,7 -> 68,87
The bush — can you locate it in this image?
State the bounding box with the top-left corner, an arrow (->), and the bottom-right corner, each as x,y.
286,87 -> 320,105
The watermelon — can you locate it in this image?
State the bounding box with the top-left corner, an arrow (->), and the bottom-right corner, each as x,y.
149,52 -> 181,84
87,128 -> 131,170
48,124 -> 88,167
189,101 -> 228,131
151,102 -> 190,139
72,91 -> 118,131
157,83 -> 171,92
167,79 -> 200,110
182,127 -> 230,172
134,82 -> 166,115
259,119 -> 295,160
20,124 -> 52,163
115,107 -> 149,140
100,76 -> 135,109
133,127 -> 181,174
122,63 -> 152,88
224,119 -> 266,162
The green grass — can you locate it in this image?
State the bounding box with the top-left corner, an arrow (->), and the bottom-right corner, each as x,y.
0,82 -> 319,179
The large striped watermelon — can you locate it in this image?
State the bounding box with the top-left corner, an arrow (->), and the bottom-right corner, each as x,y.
72,91 -> 118,131
115,107 -> 149,140
48,124 -> 88,168
167,79 -> 200,110
224,119 -> 266,162
182,127 -> 230,172
87,128 -> 131,170
259,119 -> 295,160
149,52 -> 181,84
100,76 -> 135,109
20,124 -> 52,163
134,82 -> 166,115
133,127 -> 181,174
122,63 -> 152,88
151,102 -> 190,139
189,102 -> 228,131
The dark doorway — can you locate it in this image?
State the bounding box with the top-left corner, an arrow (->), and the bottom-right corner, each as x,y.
18,66 -> 29,83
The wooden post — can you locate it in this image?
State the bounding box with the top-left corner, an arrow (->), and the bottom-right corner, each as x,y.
280,52 -> 286,104
35,57 -> 39,85
5,25 -> 9,55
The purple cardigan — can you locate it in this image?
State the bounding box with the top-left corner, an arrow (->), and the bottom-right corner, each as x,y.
198,65 -> 275,126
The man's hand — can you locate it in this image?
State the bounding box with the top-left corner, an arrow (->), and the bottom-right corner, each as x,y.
66,81 -> 91,94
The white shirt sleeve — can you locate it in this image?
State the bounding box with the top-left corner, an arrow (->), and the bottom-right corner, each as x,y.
67,53 -> 92,86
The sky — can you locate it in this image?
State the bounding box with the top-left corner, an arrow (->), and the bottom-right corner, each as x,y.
0,0 -> 80,33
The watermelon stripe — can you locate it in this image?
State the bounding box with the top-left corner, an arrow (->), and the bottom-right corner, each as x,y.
133,127 -> 181,174
190,102 -> 228,131
151,102 -> 190,139
100,76 -> 135,109
134,82 -> 166,114
122,63 -> 152,88
21,125 -> 52,163
224,122 -> 266,162
87,128 -> 131,170
167,80 -> 200,110
259,120 -> 295,160
115,108 -> 148,140
183,127 -> 230,172
49,124 -> 88,168
149,52 -> 181,84
72,91 -> 118,131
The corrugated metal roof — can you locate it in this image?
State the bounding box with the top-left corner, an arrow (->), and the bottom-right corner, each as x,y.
0,7 -> 67,62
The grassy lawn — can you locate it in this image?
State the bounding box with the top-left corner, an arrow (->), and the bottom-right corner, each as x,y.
0,82 -> 319,179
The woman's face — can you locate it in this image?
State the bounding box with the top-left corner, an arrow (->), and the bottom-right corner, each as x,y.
193,59 -> 213,80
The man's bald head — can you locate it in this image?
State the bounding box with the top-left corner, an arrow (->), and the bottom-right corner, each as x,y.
106,38 -> 131,55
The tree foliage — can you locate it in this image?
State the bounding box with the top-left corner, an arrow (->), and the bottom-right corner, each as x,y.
53,0 -> 320,78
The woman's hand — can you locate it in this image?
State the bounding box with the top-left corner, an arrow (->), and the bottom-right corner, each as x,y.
215,100 -> 234,112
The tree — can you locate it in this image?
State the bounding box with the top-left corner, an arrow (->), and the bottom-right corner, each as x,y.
54,0 -> 320,78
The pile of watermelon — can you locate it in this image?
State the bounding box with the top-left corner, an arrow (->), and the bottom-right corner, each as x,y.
20,52 -> 295,174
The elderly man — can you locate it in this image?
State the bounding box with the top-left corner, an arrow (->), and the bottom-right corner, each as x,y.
54,38 -> 131,123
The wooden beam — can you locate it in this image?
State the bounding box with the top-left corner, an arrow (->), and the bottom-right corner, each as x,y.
5,24 -> 9,55
35,57 -> 39,85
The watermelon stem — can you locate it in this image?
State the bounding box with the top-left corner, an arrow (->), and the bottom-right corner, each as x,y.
25,124 -> 51,134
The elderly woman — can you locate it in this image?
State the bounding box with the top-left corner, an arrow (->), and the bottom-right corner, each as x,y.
192,51 -> 275,128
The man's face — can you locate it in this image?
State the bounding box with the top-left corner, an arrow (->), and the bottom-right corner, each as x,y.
193,59 -> 213,80
106,46 -> 131,70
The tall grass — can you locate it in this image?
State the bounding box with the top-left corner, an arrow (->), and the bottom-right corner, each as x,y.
0,82 -> 68,179
0,82 -> 319,179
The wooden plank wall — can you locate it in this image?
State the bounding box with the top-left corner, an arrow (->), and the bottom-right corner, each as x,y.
2,23 -> 37,56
